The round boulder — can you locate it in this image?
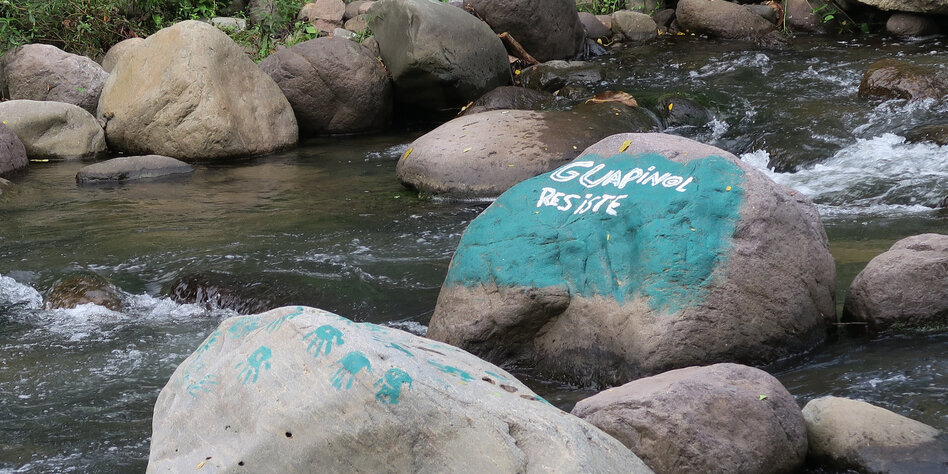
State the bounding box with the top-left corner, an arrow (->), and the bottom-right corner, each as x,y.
676,0 -> 777,39
802,396 -> 947,473
842,233 -> 947,333
612,10 -> 658,42
0,100 -> 106,160
148,306 -> 652,472
46,273 -> 123,311
368,0 -> 511,115
886,12 -> 943,37
459,86 -> 555,116
0,122 -> 27,177
97,20 -> 298,160
573,363 -> 808,474
427,133 -> 835,386
1,44 -> 108,115
656,93 -> 712,127
100,38 -> 144,74
396,107 -> 658,198
76,155 -> 194,184
858,58 -> 948,101
464,0 -> 586,62
578,12 -> 612,40
259,37 -> 392,136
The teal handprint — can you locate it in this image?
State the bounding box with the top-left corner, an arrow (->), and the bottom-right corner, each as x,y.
266,306 -> 304,333
428,361 -> 474,383
374,368 -> 412,405
303,325 -> 344,357
330,351 -> 372,390
236,346 -> 272,384
228,316 -> 262,338
186,374 -> 220,397
197,330 -> 221,353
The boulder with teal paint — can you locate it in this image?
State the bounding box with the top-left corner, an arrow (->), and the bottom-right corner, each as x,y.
427,133 -> 835,386
148,306 -> 653,473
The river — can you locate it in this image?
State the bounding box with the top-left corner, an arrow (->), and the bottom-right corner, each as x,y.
1,35 -> 946,472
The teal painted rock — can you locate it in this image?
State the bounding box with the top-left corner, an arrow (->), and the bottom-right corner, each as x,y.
428,133 -> 835,386
148,306 -> 653,473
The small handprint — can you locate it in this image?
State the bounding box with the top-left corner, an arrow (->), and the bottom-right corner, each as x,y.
330,351 -> 372,390
303,325 -> 344,358
236,346 -> 272,385
266,306 -> 304,333
374,368 -> 413,405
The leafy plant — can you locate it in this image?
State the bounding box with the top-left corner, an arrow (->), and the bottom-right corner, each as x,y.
578,0 -> 624,15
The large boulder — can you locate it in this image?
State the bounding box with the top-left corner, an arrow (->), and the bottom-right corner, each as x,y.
573,363 -> 808,474
578,12 -> 612,40
0,122 -> 27,177
76,155 -> 194,184
97,20 -> 298,161
612,10 -> 658,42
464,0 -> 586,62
368,0 -> 511,115
427,133 -> 835,386
259,37 -> 392,136
858,58 -> 948,101
0,100 -> 106,160
802,396 -> 947,473
396,107 -> 659,198
852,0 -> 948,15
100,38 -> 144,73
676,0 -> 777,39
842,233 -> 948,333
886,12 -> 944,36
148,306 -> 653,473
0,44 -> 108,115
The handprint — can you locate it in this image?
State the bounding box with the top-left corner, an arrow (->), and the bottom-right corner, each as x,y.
302,325 -> 344,358
330,351 -> 372,390
374,368 -> 413,405
236,346 -> 272,384
266,306 -> 304,333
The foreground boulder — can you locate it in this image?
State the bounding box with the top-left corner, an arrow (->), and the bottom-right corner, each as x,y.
464,0 -> 585,62
100,38 -> 144,73
259,37 -> 391,136
858,58 -> 948,101
0,44 -> 108,114
76,155 -> 193,184
573,363 -> 808,474
676,0 -> 776,39
842,233 -> 947,333
427,133 -> 835,386
0,122 -> 27,177
46,273 -> 123,311
368,0 -> 510,114
396,107 -> 658,198
803,396 -> 947,473
148,306 -> 652,472
0,100 -> 106,160
97,20 -> 297,160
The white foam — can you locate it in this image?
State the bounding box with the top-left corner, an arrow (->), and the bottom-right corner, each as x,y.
383,320 -> 428,336
0,274 -> 43,310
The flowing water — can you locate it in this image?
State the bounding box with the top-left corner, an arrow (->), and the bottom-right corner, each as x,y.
1,36 -> 946,472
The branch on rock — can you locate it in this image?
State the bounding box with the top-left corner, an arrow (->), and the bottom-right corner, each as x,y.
498,32 -> 539,66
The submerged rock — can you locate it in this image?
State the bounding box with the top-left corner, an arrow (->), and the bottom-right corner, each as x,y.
573,363 -> 808,474
460,86 -> 555,116
519,60 -> 606,93
0,100 -> 106,160
656,93 -> 712,128
76,155 -> 193,184
427,133 -> 835,386
842,233 -> 948,333
858,58 -> 948,101
464,0 -> 586,62
0,44 -> 108,114
46,273 -> 123,311
905,124 -> 948,145
676,0 -> 777,39
0,122 -> 27,177
148,306 -> 652,473
802,396 -> 947,473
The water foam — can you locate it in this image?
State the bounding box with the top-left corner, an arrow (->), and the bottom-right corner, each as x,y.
0,274 -> 43,311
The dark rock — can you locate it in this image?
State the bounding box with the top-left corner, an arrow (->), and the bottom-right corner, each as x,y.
427,133 -> 835,386
101,38 -> 144,74
369,0 -> 510,115
259,37 -> 392,136
886,12 -> 944,37
573,363 -> 808,474
148,306 -> 652,472
0,122 -> 27,177
460,86 -> 555,116
169,272 -> 289,314
786,0 -> 828,33
0,100 -> 106,160
656,93 -> 711,127
676,0 -> 777,39
612,10 -> 658,42
464,0 -> 586,62
744,4 -> 778,24
46,273 -> 123,311
842,233 -> 948,333
396,108 -> 657,198
651,9 -> 676,28
76,155 -> 193,184
519,60 -> 606,93
0,44 -> 108,114
578,12 -> 612,40
853,0 -> 948,15
905,123 -> 948,145
803,396 -> 947,473
858,58 -> 948,101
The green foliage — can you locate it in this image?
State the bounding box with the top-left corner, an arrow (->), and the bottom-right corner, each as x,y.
577,0 -> 624,15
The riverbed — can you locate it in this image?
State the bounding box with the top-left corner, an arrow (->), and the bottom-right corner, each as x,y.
1,35 -> 946,472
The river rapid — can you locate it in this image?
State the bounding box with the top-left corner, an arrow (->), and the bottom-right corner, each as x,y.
1,36 -> 946,472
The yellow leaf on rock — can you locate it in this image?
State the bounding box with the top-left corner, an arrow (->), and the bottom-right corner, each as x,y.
668,103 -> 674,111
463,147 -> 472,153
401,147 -> 413,160
619,139 -> 632,152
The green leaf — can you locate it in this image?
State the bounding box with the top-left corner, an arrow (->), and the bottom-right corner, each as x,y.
823,14 -> 835,21
305,24 -> 316,34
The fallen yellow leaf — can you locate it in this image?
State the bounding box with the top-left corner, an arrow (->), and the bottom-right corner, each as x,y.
463,147 -> 472,153
619,139 -> 632,152
401,147 -> 413,160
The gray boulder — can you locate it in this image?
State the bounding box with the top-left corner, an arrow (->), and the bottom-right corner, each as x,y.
676,0 -> 777,39
612,10 -> 659,42
369,0 -> 511,114
519,60 -> 607,93
803,396 -> 947,473
886,12 -> 944,36
396,107 -> 658,198
852,0 -> 948,15
460,86 -> 555,116
464,0 -> 586,62
745,4 -> 779,24
76,155 -> 194,184
100,38 -> 144,74
842,233 -> 948,333
0,44 -> 108,114
148,306 -> 653,473
578,12 -> 612,40
0,122 -> 27,177
859,58 -> 948,101
97,20 -> 297,160
344,0 -> 368,19
785,0 -> 828,33
427,133 -> 835,386
259,37 -> 392,136
0,100 -> 106,160
573,363 -> 808,474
